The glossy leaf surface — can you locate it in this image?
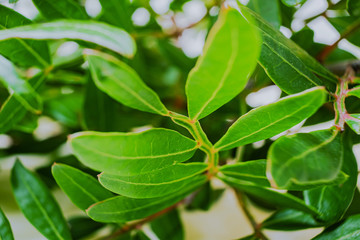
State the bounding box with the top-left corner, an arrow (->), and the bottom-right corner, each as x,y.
86,50 -> 168,115
0,20 -> 136,57
52,163 -> 113,210
70,128 -> 198,175
186,7 -> 260,120
304,134 -> 358,223
215,87 -> 327,151
219,160 -> 270,186
11,160 -> 71,240
345,114 -> 360,134
0,208 -> 14,240
87,178 -> 206,222
220,176 -> 318,215
313,214 -> 360,239
269,129 -> 343,189
99,163 -> 207,198
0,5 -> 51,68
0,73 -> 45,133
32,0 -> 89,20
0,56 -> 42,114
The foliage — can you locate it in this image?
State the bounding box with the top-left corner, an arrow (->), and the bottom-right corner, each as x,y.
0,0 -> 359,239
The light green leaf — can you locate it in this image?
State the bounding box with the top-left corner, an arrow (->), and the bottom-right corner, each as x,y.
345,114 -> 360,134
86,178 -> 207,223
86,50 -> 168,115
0,73 -> 46,133
262,209 -> 321,230
348,87 -> 360,98
215,87 -> 327,151
70,128 -> 199,176
0,55 -> 42,114
0,208 -> 14,240
269,129 -> 343,189
99,163 -> 208,198
313,214 -> 360,240
150,209 -> 184,240
32,0 -> 89,20
304,133 -> 358,223
219,160 -> 270,186
220,175 -> 318,215
52,163 -> 113,210
248,0 -> 282,29
98,0 -> 133,31
0,5 -> 51,68
11,160 -> 71,240
0,20 -> 136,57
240,5 -> 337,93
347,0 -> 360,16
186,7 -> 260,120
281,0 -> 306,7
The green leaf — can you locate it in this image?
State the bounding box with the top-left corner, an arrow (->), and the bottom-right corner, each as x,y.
68,217 -> 104,240
0,73 -> 46,133
11,159 -> 71,240
240,5 -> 337,93
0,5 -> 51,68
186,182 -> 225,211
304,133 -> 358,223
220,176 -> 318,215
327,17 -> 360,47
281,0 -> 306,6
99,163 -> 208,198
86,50 -> 168,115
219,160 -> 270,186
86,178 -> 207,223
269,129 -> 343,189
70,128 -> 199,176
0,208 -> 14,240
0,55 -> 42,114
52,163 -> 114,210
347,0 -> 360,16
150,209 -> 184,240
345,114 -> 360,134
348,87 -> 360,98
32,0 -> 89,20
185,7 -> 260,120
262,209 -> 321,230
313,214 -> 360,239
248,0 -> 282,29
0,20 -> 136,57
98,0 -> 133,31
215,87 -> 327,151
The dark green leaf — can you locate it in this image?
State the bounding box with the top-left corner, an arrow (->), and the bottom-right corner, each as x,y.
70,128 -> 199,175
98,0 -> 133,31
313,214 -> 360,239
0,20 -> 136,57
215,87 -> 327,150
99,163 -> 207,198
11,160 -> 71,240
150,209 -> 184,240
0,5 -> 51,68
186,182 -> 225,211
304,133 -> 358,223
269,129 -> 343,189
86,50 -> 168,115
186,7 -> 260,120
86,178 -> 207,223
52,163 -> 114,210
262,209 -> 321,230
0,208 -> 14,240
68,216 -> 104,239
347,0 -> 360,16
32,0 -> 89,20
248,0 -> 282,29
219,160 -> 270,186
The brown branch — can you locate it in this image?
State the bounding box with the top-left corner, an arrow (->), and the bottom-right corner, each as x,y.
101,201 -> 183,240
317,19 -> 360,63
234,190 -> 268,240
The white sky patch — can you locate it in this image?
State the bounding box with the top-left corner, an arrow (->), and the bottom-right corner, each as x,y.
0,134 -> 13,149
56,41 -> 79,57
85,0 -> 102,17
246,85 -> 282,108
150,0 -> 173,15
280,26 -> 292,38
294,0 -> 328,20
34,116 -> 63,141
174,0 -> 207,28
132,8 -> 151,27
178,28 -> 207,58
339,39 -> 360,59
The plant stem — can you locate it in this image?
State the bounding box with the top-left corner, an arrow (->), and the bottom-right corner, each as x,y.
234,190 -> 268,240
317,18 -> 360,63
101,202 -> 182,240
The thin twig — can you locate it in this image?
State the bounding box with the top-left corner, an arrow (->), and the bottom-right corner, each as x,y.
234,190 -> 268,240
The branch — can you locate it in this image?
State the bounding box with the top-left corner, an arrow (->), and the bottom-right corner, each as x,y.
234,190 -> 268,240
